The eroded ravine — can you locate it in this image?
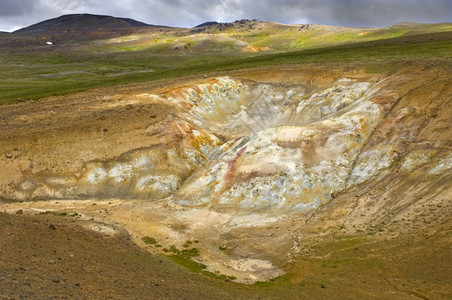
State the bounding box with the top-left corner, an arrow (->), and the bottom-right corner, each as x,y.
1,63 -> 450,283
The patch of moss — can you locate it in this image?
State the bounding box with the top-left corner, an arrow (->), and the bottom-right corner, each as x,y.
181,247 -> 200,258
142,236 -> 158,245
163,246 -> 234,281
166,254 -> 207,273
1,32 -> 450,105
38,211 -> 69,217
165,253 -> 236,281
253,274 -> 292,287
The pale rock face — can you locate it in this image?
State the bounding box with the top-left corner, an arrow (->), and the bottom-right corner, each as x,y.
136,174 -> 180,193
400,150 -> 436,172
3,76 -> 420,212
1,68 -> 450,284
17,76 -> 383,209
347,146 -> 396,187
176,78 -> 373,140
108,163 -> 133,183
173,77 -> 385,212
295,82 -> 370,117
87,167 -> 107,184
38,118 -> 223,199
132,155 -> 152,169
429,153 -> 452,174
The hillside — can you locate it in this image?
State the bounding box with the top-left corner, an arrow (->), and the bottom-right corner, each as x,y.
3,14 -> 451,50
8,14 -> 171,44
1,60 -> 451,296
0,14 -> 450,105
0,14 -> 451,299
15,13 -> 152,33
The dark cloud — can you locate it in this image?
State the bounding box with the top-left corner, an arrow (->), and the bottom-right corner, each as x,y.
0,0 -> 39,16
299,0 -> 452,27
0,0 -> 451,32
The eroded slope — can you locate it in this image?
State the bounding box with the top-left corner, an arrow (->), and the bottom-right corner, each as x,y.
0,63 -> 450,285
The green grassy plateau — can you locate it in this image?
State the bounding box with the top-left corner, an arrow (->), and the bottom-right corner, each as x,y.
0,20 -> 451,105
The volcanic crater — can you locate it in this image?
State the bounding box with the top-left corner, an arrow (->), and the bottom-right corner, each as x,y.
1,63 -> 451,284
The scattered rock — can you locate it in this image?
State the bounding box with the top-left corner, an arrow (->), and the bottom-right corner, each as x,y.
16,209 -> 23,215
49,277 -> 60,283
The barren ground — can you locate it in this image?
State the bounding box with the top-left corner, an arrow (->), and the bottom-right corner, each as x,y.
1,61 -> 451,299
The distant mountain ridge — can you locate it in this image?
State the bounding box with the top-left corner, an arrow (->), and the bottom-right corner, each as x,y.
2,13 -> 450,51
192,19 -> 268,33
15,15 -> 270,35
8,13 -> 166,44
194,21 -> 220,28
15,13 -> 153,34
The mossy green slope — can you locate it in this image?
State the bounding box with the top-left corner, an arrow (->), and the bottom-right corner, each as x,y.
0,21 -> 451,105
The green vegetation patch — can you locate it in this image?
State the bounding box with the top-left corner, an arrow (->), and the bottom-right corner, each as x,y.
37,211 -> 76,217
0,31 -> 450,105
142,236 -> 158,245
253,273 -> 292,287
163,245 -> 236,281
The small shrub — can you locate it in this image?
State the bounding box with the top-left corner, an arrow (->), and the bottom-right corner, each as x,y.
169,245 -> 180,254
142,236 -> 158,245
181,248 -> 200,258
38,211 -> 68,217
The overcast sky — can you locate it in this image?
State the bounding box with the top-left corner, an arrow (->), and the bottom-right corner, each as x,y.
0,0 -> 451,32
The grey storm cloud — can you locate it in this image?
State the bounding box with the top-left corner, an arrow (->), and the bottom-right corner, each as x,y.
0,0 -> 39,16
0,0 -> 451,32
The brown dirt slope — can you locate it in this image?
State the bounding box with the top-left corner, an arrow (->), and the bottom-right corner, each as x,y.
1,211 -> 450,299
0,212 -> 260,300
